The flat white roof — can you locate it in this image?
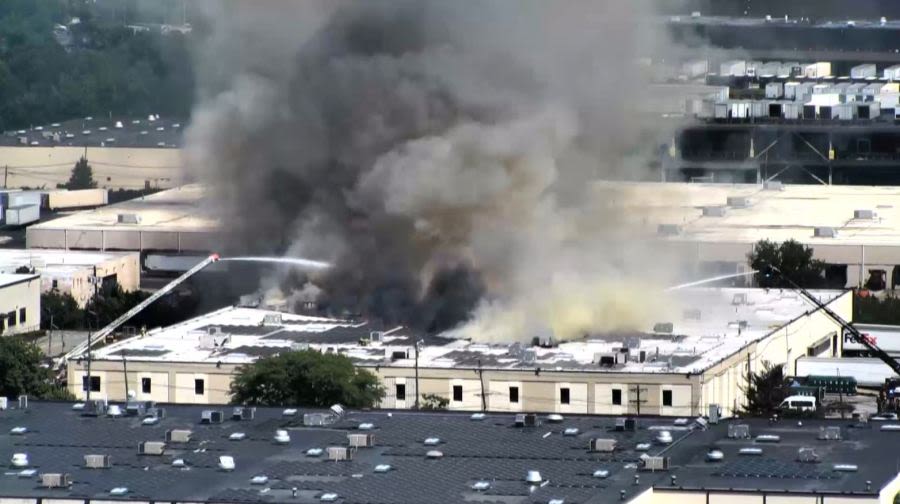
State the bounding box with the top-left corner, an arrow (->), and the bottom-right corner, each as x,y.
28,184 -> 217,233
593,181 -> 900,247
0,273 -> 39,288
92,287 -> 846,375
0,249 -> 135,278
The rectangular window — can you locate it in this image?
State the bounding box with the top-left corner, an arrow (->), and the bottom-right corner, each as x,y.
18,308 -> 26,325
612,388 -> 622,406
395,383 -> 406,402
141,377 -> 152,394
509,386 -> 519,404
560,387 -> 571,405
194,379 -> 205,395
452,385 -> 463,402
82,376 -> 101,392
7,311 -> 15,327
662,390 -> 673,407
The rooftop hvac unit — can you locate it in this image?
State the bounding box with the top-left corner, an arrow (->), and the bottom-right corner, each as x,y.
166,429 -> 192,443
854,209 -> 875,219
327,446 -> 355,461
117,213 -> 141,224
370,331 -> 384,342
731,293 -> 747,305
347,433 -> 375,448
653,322 -> 674,333
514,413 -> 539,427
522,349 -> 537,365
146,407 -> 166,419
641,456 -> 670,471
683,309 -> 701,321
708,404 -> 721,425
201,410 -> 224,424
728,424 -> 751,439
818,426 -> 841,441
763,180 -> 784,191
232,407 -> 256,421
41,473 -> 72,488
138,441 -> 166,455
702,206 -> 726,217
84,454 -> 111,469
589,438 -> 617,453
125,401 -> 147,416
304,413 -> 331,426
814,227 -> 837,238
615,418 -> 637,432
389,349 -> 410,361
798,447 -> 819,463
262,314 -> 283,326
657,224 -> 681,236
82,400 -> 107,417
18,395 -> 28,409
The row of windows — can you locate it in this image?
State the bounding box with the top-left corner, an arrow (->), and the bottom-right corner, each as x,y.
396,383 -> 674,407
82,376 -> 206,396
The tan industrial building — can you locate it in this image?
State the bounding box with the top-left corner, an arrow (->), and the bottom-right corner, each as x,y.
26,184 -> 218,252
0,273 -> 40,335
70,288 -> 850,417
0,249 -> 140,307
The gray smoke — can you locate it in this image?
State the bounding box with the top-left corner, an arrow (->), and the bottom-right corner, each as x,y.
186,0 -> 684,340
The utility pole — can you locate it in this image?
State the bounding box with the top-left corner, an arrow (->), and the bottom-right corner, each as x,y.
477,359 -> 486,412
85,327 -> 92,403
122,351 -> 130,400
4,165 -> 7,188
414,340 -> 420,410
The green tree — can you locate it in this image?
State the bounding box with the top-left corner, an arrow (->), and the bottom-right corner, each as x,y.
65,157 -> 97,190
41,290 -> 83,330
230,350 -> 384,407
419,393 -> 448,410
0,336 -> 73,400
742,363 -> 791,416
748,239 -> 825,288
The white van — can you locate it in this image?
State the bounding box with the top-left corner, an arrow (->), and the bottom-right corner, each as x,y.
779,395 -> 817,412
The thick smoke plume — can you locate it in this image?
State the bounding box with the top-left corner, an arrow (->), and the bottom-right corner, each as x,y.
187,1 -> 683,342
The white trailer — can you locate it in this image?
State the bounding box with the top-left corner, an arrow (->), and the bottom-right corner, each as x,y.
795,357 -> 897,387
719,60 -> 746,77
765,82 -> 783,99
5,204 -> 40,226
884,64 -> 900,81
850,64 -> 877,79
803,62 -> 832,78
44,189 -> 109,210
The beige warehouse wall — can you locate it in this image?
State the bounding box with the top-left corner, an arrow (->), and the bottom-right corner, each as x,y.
0,277 -> 40,335
0,146 -> 182,189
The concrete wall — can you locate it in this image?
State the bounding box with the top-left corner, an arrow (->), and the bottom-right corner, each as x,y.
0,146 -> 181,189
26,228 -> 217,253
0,276 -> 40,335
645,489 -> 879,504
43,253 -> 140,306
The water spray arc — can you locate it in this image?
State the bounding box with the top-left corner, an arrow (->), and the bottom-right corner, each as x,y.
665,270 -> 759,292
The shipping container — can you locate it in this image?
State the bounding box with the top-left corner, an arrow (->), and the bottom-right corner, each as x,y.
779,61 -> 801,77
879,92 -> 900,110
812,83 -> 832,94
750,101 -> 767,118
719,60 -> 746,77
851,63 -> 877,79
44,188 -> 109,210
7,191 -> 42,208
795,82 -> 816,102
765,82 -> 783,99
4,204 -> 39,226
728,101 -> 751,119
845,324 -> 900,355
784,81 -> 800,99
803,62 -> 832,78
834,103 -> 856,120
783,102 -> 802,119
795,357 -> 896,387
759,61 -> 781,76
713,102 -> 728,119
884,64 -> 900,81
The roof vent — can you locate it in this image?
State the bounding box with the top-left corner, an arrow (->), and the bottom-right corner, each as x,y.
358,422 -> 375,430
683,309 -> 701,321
274,430 -> 291,444
348,433 -> 375,448
424,437 -> 441,446
814,227 -> 836,238
728,424 -> 751,439
320,493 -> 339,502
470,413 -> 486,421
854,209 -> 875,219
593,469 -> 610,479
232,406 -> 256,421
525,470 -> 543,484
702,206 -> 726,217
107,404 -> 123,417
41,473 -> 72,488
117,213 -> 141,224
818,426 -> 841,440
515,413 -> 539,427
201,410 -> 224,424
84,454 -> 111,469
763,180 -> 784,191
283,408 -> 298,417
798,447 -> 820,463
732,293 -> 748,305
262,314 -> 283,326
727,196 -> 750,208
330,404 -> 345,417
706,449 -> 724,461
755,434 -> 781,443
306,448 -> 323,457
547,414 -> 564,423
656,431 -> 673,444
739,447 -> 763,455
218,456 -> 235,471
564,428 -> 579,436
657,224 -> 682,236
327,446 -> 354,461
109,487 -> 128,496
10,426 -> 27,435
425,450 -> 444,459
11,453 -> 28,467
229,432 -> 246,441
138,441 -> 165,455
374,464 -> 392,473
641,456 -> 670,471
589,438 -> 617,452
833,464 -> 859,472
471,481 -> 491,491
369,331 -> 384,342
251,476 -> 269,485
166,429 -> 192,443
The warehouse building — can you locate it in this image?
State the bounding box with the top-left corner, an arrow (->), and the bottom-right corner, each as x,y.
70,287 -> 850,417
0,273 -> 40,335
595,181 -> 900,290
0,400 -> 897,504
0,249 -> 140,307
26,184 -> 218,253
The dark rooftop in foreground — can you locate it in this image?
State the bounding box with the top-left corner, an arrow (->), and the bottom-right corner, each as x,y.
1,401 -> 899,504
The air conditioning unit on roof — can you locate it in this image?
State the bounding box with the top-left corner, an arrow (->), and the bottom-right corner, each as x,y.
138,441 -> 166,455
41,473 -> 72,488
201,410 -> 224,424
84,454 -> 111,469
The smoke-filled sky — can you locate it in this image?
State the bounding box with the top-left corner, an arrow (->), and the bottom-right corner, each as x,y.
186,0 -> 685,342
